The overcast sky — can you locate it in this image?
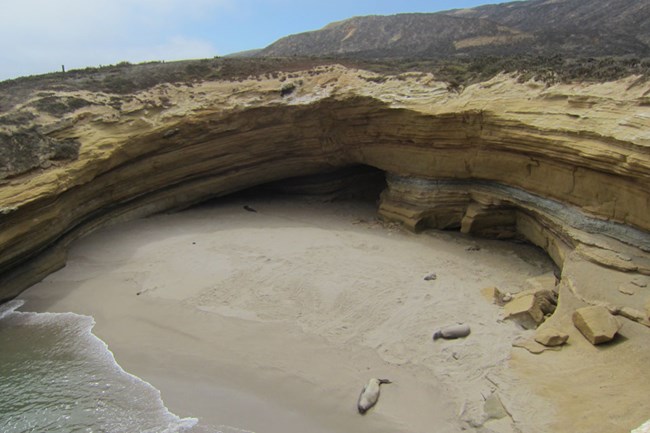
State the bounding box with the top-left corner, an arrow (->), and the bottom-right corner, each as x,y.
1,0 -> 496,81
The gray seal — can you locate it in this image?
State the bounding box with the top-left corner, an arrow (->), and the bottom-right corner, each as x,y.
433,324 -> 471,340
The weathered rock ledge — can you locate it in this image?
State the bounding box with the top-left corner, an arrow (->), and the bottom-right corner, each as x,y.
1,65 -> 649,318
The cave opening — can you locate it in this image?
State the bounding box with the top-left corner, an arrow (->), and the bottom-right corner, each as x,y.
187,164 -> 560,278
237,165 -> 387,204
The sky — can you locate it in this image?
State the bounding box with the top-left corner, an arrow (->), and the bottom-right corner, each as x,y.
0,0 -> 497,81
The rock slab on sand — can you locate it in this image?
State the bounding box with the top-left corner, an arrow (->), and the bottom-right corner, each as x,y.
504,289 -> 557,330
534,327 -> 569,347
572,306 -> 622,345
512,337 -> 562,354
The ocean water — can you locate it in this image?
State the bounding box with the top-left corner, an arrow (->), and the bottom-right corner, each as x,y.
0,300 -> 241,433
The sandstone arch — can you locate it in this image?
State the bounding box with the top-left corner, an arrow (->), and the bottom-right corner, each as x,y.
1,68 -> 649,321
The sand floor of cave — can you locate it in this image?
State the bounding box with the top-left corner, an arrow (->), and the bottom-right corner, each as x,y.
19,194 -> 579,433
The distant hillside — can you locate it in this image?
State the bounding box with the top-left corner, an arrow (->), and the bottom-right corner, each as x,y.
447,0 -> 650,55
226,49 -> 263,58
258,14 -> 532,58
257,0 -> 650,58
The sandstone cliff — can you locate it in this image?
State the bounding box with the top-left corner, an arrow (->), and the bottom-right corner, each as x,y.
1,63 -> 650,432
1,65 -> 649,301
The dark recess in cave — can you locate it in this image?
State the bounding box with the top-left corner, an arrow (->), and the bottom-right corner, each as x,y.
226,165 -> 387,204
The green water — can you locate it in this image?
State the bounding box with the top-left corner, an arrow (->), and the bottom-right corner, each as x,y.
0,300 -> 198,433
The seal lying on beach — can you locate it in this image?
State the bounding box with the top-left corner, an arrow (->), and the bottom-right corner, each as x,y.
433,324 -> 471,340
357,378 -> 391,414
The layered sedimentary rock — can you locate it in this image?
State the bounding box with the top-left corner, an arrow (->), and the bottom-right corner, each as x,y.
1,65 -> 649,327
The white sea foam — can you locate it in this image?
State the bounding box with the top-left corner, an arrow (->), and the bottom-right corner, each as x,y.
633,420 -> 650,433
0,300 -> 209,433
0,299 -> 25,320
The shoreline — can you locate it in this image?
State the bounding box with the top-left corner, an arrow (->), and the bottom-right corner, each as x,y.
18,195 -> 557,433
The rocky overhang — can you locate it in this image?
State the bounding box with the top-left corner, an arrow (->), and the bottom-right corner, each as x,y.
0,65 -> 649,330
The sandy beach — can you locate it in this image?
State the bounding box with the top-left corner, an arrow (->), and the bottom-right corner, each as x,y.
18,194 -> 558,433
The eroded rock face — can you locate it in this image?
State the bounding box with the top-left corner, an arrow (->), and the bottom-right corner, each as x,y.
0,65 -> 649,311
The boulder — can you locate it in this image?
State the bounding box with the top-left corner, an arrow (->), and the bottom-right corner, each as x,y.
505,294 -> 541,329
534,289 -> 558,315
534,327 -> 569,347
572,306 -> 622,345
504,289 -> 557,330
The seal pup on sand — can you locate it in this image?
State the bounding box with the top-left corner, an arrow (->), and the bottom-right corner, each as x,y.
357,378 -> 391,414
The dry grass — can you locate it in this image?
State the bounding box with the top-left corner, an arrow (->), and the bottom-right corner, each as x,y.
1,55 -> 648,112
